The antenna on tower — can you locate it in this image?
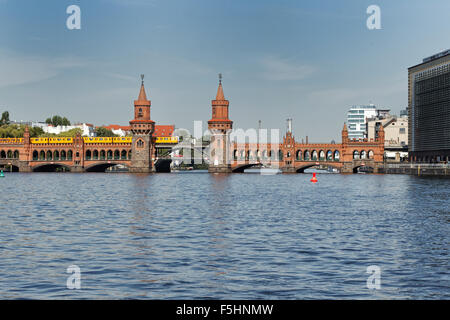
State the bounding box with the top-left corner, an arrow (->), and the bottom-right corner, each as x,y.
140,74 -> 144,84
218,73 -> 222,84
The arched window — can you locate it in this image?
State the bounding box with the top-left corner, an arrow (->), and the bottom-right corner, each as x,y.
114,150 -> 120,160
93,150 -> 99,160
46,150 -> 52,161
14,150 -> 19,159
85,150 -> 91,160
121,150 -> 127,160
278,150 -> 283,161
319,150 -> 325,161
138,108 -> 143,118
247,150 -> 252,160
68,150 -> 73,160
239,150 -> 245,160
233,150 -> 238,160
40,151 -> 45,160
353,150 -> 360,160
0,150 -> 5,159
107,150 -> 113,160
269,150 -> 274,160
311,150 -> 318,160
32,151 -> 38,160
326,150 -> 333,161
7,150 -> 12,158
287,151 -> 291,158
304,150 -> 310,160
262,150 -> 267,159
361,150 -> 367,159
136,139 -> 144,148
296,150 -> 302,160
100,150 -> 106,160
61,150 -> 66,160
334,150 -> 340,161
128,150 -> 132,160
54,150 -> 59,161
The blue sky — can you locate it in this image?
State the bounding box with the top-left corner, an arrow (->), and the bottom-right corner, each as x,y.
0,0 -> 449,141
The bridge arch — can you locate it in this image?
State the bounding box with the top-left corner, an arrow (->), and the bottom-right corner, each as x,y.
33,163 -> 71,172
85,162 -> 129,172
296,163 -> 341,173
352,164 -> 374,174
0,162 -> 20,172
232,163 -> 261,173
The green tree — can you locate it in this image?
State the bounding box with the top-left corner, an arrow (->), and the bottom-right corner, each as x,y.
61,117 -> 71,126
39,127 -> 82,137
45,115 -> 71,126
95,127 -> 117,137
29,126 -> 44,137
1,111 -> 10,125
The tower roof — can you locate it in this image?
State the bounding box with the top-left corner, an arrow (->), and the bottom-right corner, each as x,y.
138,82 -> 148,101
216,82 -> 225,101
134,78 -> 151,106
342,123 -> 348,131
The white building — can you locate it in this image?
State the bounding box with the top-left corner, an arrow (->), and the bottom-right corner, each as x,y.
346,105 -> 377,140
367,110 -> 408,161
31,122 -> 95,137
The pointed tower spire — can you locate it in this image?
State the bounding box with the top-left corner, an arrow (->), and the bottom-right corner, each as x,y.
216,73 -> 225,101
210,73 -> 230,122
137,74 -> 148,101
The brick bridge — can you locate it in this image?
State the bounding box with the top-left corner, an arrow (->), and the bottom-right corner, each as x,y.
0,135 -> 172,172
0,76 -> 384,173
208,79 -> 385,173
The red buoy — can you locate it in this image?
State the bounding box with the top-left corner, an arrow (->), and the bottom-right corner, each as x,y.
310,172 -> 318,183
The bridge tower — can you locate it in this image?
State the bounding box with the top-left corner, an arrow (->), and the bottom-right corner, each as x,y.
129,75 -> 156,173
208,74 -> 233,173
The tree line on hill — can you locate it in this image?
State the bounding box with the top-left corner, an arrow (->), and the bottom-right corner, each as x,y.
0,111 -> 118,138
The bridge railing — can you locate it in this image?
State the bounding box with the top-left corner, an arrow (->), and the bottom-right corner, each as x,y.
384,163 -> 450,169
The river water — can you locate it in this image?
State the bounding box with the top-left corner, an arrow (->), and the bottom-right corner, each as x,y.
0,171 -> 448,299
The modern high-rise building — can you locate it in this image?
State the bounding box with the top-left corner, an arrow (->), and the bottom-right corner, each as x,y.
346,105 -> 377,140
408,49 -> 450,162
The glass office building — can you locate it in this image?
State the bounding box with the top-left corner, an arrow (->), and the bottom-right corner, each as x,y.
408,49 -> 450,162
346,105 -> 377,140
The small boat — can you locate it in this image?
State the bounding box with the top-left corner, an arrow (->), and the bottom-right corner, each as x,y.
0,170 -> 4,178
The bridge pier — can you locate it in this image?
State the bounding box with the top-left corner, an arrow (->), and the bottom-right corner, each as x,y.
281,166 -> 297,173
209,164 -> 232,173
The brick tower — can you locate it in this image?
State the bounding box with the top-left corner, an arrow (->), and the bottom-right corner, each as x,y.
129,75 -> 155,173
208,74 -> 233,173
